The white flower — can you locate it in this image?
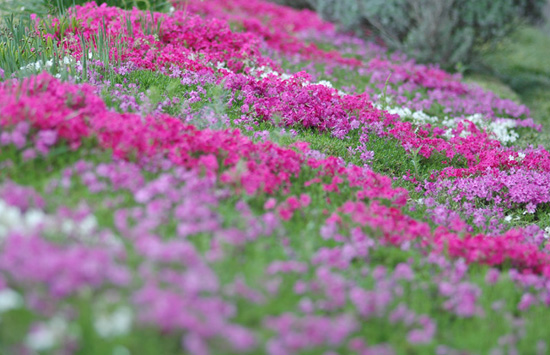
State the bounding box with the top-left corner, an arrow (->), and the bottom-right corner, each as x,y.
411,110 -> 437,124
61,220 -> 76,234
94,307 -> 133,338
24,209 -> 46,230
0,289 -> 23,313
317,80 -> 333,88
507,152 -> 526,162
26,317 -> 67,351
26,328 -> 56,351
488,119 -> 518,144
0,199 -> 23,238
280,73 -> 292,80
80,215 -> 98,235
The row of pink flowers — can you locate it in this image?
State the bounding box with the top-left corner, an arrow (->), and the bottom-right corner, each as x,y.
2,70 -> 550,275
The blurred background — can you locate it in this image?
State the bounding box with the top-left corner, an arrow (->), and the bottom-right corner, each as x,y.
272,0 -> 550,142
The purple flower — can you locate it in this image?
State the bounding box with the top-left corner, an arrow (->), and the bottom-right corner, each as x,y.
485,268 -> 500,285
37,130 -> 58,146
518,293 -> 537,311
393,263 -> 414,281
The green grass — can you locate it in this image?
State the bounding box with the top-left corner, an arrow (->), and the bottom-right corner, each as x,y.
0,140 -> 109,188
469,25 -> 550,147
463,73 -> 522,103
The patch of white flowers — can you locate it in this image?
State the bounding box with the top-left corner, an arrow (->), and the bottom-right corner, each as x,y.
0,288 -> 23,314
60,215 -> 98,236
442,113 -> 520,144
19,59 -> 55,72
25,317 -> 69,351
379,105 -> 439,124
0,199 -> 48,241
375,101 -> 522,144
248,65 -> 292,80
18,55 -> 78,79
508,152 -> 526,162
487,119 -> 520,144
0,198 -> 107,246
504,215 -> 521,222
317,80 -> 334,88
94,306 -> 133,338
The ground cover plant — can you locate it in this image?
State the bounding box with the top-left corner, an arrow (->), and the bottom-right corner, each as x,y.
2,0 -> 550,354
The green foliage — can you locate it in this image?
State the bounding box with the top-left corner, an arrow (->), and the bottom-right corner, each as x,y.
0,0 -> 170,17
0,13 -> 112,82
275,0 -> 547,70
474,25 -> 550,147
0,13 -> 72,81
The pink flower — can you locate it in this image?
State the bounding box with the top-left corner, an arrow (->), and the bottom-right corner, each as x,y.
393,263 -> 414,281
299,193 -> 311,207
485,268 -> 500,285
264,198 -> 277,210
518,293 -> 537,311
407,315 -> 436,344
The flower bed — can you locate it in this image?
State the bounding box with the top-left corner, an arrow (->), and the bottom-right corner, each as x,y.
1,1 -> 550,354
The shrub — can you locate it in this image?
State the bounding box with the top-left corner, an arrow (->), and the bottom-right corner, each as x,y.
273,0 -> 547,70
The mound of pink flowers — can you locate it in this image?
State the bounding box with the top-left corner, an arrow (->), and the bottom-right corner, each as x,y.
2,60 -> 550,275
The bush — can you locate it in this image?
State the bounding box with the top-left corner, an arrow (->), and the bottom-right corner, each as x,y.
273,0 -> 547,70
